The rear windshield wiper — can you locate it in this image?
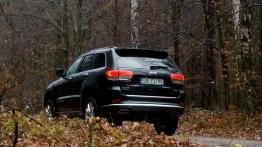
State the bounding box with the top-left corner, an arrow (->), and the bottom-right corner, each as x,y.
150,65 -> 168,70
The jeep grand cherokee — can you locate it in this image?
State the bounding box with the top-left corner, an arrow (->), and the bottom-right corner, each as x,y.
44,47 -> 185,135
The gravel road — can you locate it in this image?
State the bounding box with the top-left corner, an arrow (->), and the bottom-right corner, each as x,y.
191,136 -> 262,147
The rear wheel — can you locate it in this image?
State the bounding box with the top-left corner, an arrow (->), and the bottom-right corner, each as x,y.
110,117 -> 123,127
154,117 -> 178,136
45,100 -> 56,117
114,119 -> 123,127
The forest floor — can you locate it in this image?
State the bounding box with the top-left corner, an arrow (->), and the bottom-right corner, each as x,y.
0,105 -> 262,146
177,109 -> 262,146
178,109 -> 262,141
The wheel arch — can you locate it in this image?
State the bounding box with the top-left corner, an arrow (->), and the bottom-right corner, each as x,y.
80,83 -> 100,110
44,88 -> 54,107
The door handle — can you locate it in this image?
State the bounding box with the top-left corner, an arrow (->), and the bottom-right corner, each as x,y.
83,73 -> 89,76
67,76 -> 73,80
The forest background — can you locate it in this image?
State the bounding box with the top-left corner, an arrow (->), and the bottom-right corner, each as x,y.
0,0 -> 261,116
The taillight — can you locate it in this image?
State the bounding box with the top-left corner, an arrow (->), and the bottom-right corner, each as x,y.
105,70 -> 134,81
179,101 -> 186,107
170,73 -> 185,84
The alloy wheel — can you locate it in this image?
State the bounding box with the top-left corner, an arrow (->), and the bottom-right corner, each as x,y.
85,101 -> 95,124
45,102 -> 54,117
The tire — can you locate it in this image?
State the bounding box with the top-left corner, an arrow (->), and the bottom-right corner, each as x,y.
45,100 -> 56,117
83,97 -> 96,124
108,113 -> 123,127
154,122 -> 163,135
154,117 -> 178,136
114,119 -> 123,127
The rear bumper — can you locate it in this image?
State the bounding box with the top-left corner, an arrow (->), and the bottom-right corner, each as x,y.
99,85 -> 185,120
101,103 -> 184,116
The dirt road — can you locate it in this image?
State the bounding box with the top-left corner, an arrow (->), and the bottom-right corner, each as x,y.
191,136 -> 262,147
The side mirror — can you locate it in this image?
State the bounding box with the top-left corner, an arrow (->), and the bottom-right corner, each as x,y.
56,68 -> 65,77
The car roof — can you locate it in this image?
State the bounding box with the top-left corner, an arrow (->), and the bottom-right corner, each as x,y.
80,47 -> 114,57
80,47 -> 167,57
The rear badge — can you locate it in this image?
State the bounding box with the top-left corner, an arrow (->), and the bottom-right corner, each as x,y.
149,71 -> 158,75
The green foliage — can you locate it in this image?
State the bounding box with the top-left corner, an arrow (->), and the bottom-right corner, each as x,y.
3,117 -> 15,134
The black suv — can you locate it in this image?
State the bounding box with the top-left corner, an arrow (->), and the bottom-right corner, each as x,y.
44,47 -> 185,135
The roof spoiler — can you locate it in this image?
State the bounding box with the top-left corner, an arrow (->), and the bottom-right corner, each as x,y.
115,48 -> 168,59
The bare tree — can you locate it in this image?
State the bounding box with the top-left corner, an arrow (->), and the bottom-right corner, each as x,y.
201,0 -> 218,109
75,0 -> 84,55
62,0 -> 69,67
0,0 -> 261,114
130,0 -> 139,48
170,0 -> 183,66
232,0 -> 241,40
113,0 -> 119,45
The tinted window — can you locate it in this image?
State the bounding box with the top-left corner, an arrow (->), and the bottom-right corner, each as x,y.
94,53 -> 105,69
66,57 -> 83,76
79,55 -> 95,72
117,57 -> 179,71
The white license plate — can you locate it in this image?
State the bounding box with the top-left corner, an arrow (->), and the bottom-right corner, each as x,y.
140,78 -> 164,85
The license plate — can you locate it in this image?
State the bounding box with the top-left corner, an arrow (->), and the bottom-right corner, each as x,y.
140,78 -> 164,86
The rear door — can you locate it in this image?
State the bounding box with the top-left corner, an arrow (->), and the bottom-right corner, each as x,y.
64,54 -> 95,112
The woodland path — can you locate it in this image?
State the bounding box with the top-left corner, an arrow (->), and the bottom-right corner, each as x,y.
190,136 -> 262,147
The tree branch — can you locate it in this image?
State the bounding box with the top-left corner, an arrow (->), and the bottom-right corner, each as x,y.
12,109 -> 18,147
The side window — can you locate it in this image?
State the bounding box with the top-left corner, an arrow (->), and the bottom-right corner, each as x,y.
79,55 -> 95,72
66,57 -> 83,76
94,53 -> 106,69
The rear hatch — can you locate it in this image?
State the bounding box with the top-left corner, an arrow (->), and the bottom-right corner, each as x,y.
115,49 -> 183,102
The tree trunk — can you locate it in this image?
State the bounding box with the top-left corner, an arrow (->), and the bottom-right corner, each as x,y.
201,0 -> 218,109
113,0 -> 119,45
171,0 -> 182,66
237,0 -> 256,115
130,0 -> 139,48
62,0 -> 69,67
217,14 -> 227,110
0,2 -> 17,64
232,0 -> 241,40
76,0 -> 83,55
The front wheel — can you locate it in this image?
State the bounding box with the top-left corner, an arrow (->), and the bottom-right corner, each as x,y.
154,117 -> 178,136
45,100 -> 56,117
83,98 -> 96,124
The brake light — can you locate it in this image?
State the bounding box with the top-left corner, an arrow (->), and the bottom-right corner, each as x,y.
170,73 -> 185,84
105,70 -> 134,81
179,101 -> 186,107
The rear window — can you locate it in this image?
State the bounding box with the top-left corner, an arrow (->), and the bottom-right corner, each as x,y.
115,49 -> 179,71
117,57 -> 177,70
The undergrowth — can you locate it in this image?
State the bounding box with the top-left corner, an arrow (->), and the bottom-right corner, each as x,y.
0,107 -> 194,146
178,109 -> 262,140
